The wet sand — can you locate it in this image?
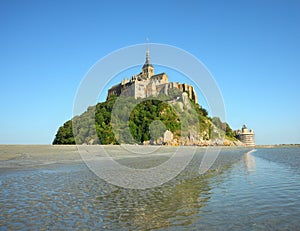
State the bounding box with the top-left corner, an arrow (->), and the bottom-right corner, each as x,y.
0,145 -> 250,170
0,145 -> 81,170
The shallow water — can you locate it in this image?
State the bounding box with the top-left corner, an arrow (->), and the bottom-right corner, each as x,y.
0,147 -> 299,230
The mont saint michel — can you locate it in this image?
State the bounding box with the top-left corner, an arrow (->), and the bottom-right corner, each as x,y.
1,1 -> 299,230
53,50 -> 254,146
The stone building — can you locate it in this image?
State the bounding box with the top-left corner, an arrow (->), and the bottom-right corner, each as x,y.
235,125 -> 255,146
107,50 -> 198,104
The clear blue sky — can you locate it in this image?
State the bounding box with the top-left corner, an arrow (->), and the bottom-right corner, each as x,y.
0,0 -> 299,145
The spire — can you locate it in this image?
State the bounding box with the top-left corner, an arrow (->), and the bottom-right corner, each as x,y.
143,47 -> 153,68
142,39 -> 154,79
145,49 -> 151,65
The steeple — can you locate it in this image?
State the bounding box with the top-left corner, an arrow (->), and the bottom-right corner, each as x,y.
143,48 -> 153,68
142,48 -> 154,79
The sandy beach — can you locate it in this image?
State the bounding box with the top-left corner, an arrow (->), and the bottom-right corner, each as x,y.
0,145 -> 250,170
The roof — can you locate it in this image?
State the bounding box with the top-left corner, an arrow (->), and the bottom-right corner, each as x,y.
150,73 -> 167,78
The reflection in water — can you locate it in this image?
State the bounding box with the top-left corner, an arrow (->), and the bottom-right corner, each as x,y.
243,149 -> 256,173
0,163 -> 215,230
94,176 -> 212,230
196,147 -> 300,230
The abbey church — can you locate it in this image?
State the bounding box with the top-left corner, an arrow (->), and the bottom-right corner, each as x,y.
107,50 -> 198,103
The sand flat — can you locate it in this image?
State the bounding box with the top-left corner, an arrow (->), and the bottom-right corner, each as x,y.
0,145 -> 81,170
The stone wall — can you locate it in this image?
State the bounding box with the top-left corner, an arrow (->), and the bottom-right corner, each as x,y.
107,76 -> 198,104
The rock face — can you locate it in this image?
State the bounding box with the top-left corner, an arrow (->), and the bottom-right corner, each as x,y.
145,126 -> 245,147
163,130 -> 173,144
182,92 -> 190,108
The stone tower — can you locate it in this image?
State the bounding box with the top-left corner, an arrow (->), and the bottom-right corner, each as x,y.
236,125 -> 255,146
142,49 -> 154,79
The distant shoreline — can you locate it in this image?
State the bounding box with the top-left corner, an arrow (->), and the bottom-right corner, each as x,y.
1,143 -> 299,147
0,143 -> 299,148
255,144 -> 300,148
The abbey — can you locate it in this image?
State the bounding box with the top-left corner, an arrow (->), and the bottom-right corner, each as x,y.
107,50 -> 198,103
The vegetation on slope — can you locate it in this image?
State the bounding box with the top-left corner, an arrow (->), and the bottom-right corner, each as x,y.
53,91 -> 236,145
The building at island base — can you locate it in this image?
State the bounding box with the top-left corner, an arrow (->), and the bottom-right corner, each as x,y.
235,125 -> 255,146
106,49 -> 198,104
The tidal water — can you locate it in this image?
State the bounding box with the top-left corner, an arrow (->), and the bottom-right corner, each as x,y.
0,147 -> 300,230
